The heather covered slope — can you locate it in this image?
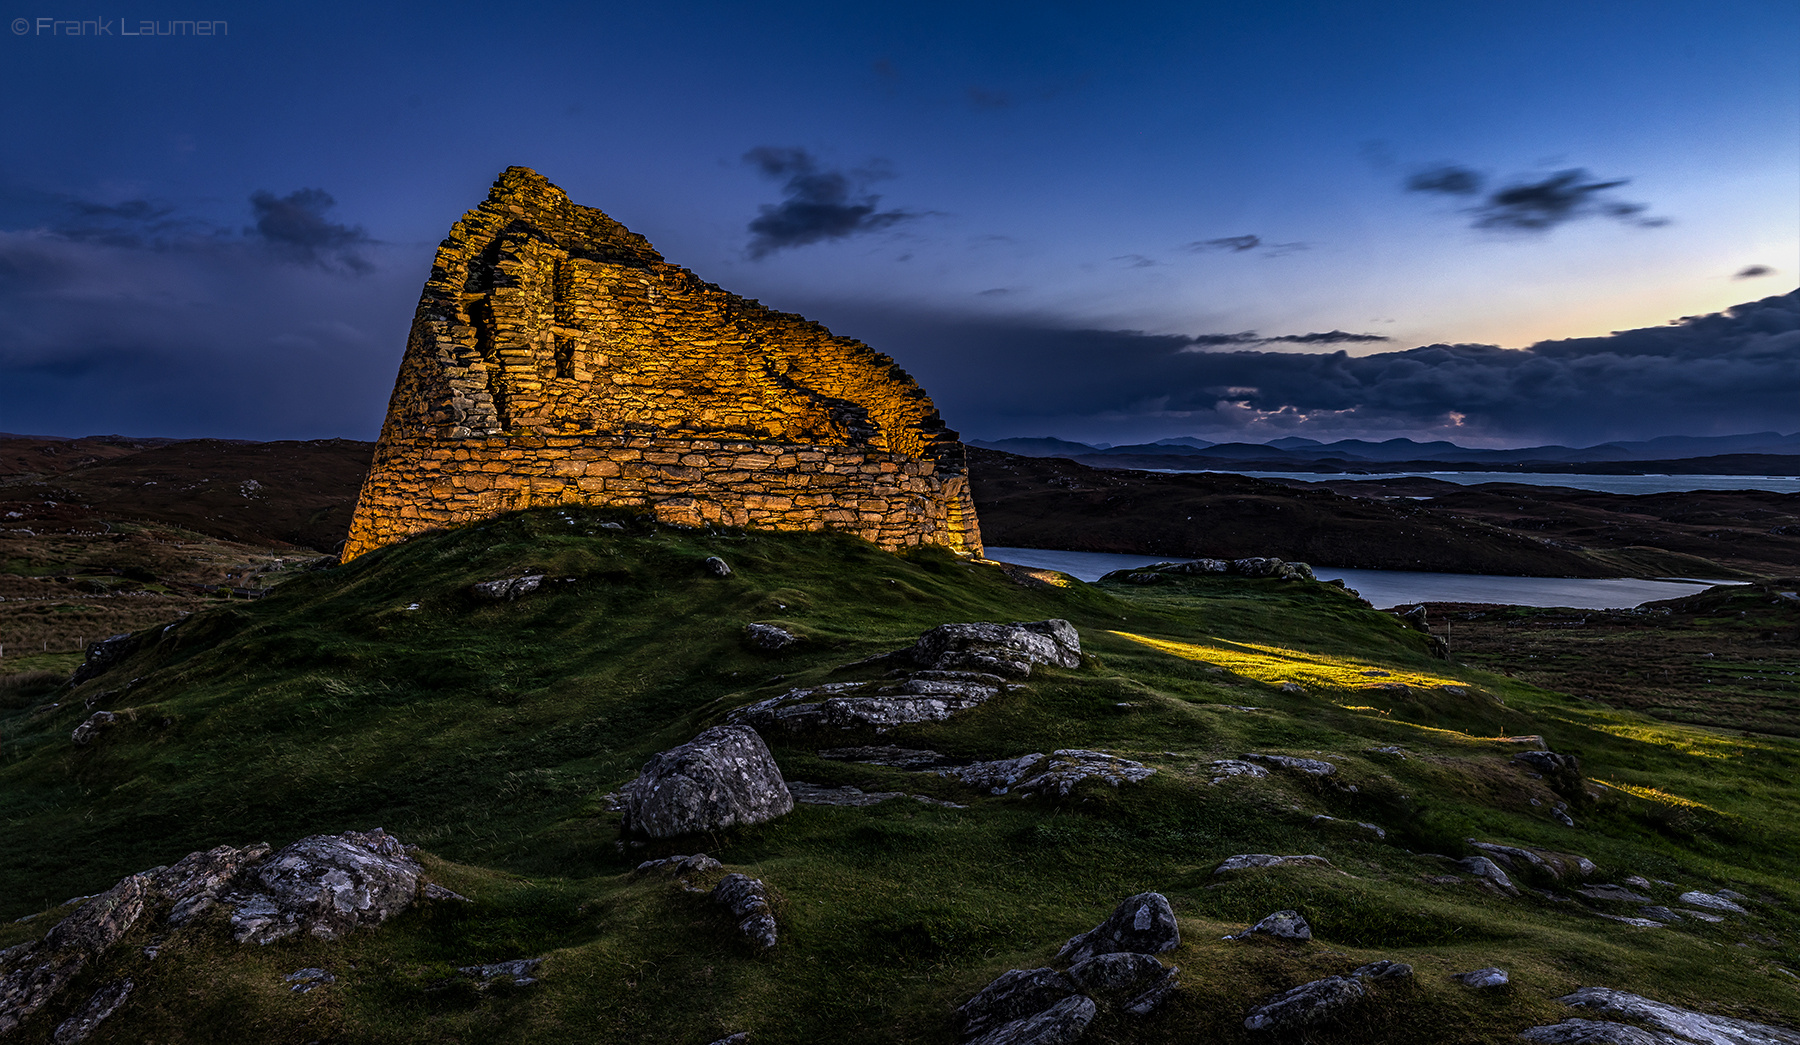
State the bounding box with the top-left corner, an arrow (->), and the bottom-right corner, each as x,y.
1,512 -> 1797,1043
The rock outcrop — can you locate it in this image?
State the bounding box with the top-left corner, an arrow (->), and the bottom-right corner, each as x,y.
620,725 -> 794,838
1523,987 -> 1800,1044
909,620 -> 1081,678
955,892 -> 1179,1044
0,829 -> 434,1038
343,167 -> 981,561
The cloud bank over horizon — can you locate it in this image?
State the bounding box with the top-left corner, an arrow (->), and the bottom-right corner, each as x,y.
816,289 -> 1800,448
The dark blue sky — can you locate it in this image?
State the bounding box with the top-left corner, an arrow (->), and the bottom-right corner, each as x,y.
2,0 -> 1795,445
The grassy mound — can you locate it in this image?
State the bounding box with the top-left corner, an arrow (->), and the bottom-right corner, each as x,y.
2,507 -> 1796,1043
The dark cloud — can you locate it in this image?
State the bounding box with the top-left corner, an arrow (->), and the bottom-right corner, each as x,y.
809,290 -> 1800,445
1408,164 -> 1667,232
1184,234 -> 1307,258
742,147 -> 916,259
1735,265 -> 1775,280
1190,235 -> 1260,252
1260,330 -> 1393,345
1406,165 -> 1483,196
247,188 -> 375,272
1181,330 -> 1391,349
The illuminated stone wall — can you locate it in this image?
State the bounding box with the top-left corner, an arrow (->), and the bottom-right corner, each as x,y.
343,167 -> 981,561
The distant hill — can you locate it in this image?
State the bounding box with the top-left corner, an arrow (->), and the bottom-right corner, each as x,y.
970,431 -> 1800,473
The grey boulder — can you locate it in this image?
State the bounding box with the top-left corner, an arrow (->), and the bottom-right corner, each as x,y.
1056,892 -> 1180,964
469,574 -> 543,600
956,967 -> 1078,1040
967,995 -> 1096,1045
1555,987 -> 1800,1044
70,711 -> 120,747
1066,951 -> 1178,1012
744,623 -> 798,651
910,620 -> 1081,678
1245,975 -> 1365,1032
621,725 -> 794,838
1230,909 -> 1311,941
1677,891 -> 1748,914
227,829 -> 424,944
711,873 -> 778,950
1244,753 -> 1337,776
942,750 -> 1155,797
728,673 -> 1006,733
1454,967 -> 1510,989
1518,1019 -> 1673,1044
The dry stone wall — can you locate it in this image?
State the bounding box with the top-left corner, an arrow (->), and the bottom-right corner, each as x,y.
343,167 -> 981,561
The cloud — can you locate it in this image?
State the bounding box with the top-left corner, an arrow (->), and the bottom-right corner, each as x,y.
1112,254 -> 1158,268
742,147 -> 917,259
1181,330 -> 1391,349
247,188 -> 375,272
1184,234 -> 1308,258
1408,163 -> 1667,232
1734,265 -> 1775,280
811,289 -> 1800,445
1189,235 -> 1260,252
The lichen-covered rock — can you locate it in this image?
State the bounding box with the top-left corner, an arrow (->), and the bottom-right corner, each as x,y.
284,968 -> 335,993
469,574 -> 544,600
1244,975 -> 1365,1032
160,843 -> 274,926
1351,960 -> 1413,981
910,620 -> 1081,678
729,673 -> 1006,732
1468,840 -> 1596,880
1455,855 -> 1521,896
1056,892 -> 1180,964
1454,967 -> 1510,989
621,725 -> 794,838
1207,759 -> 1269,784
1518,1018 -> 1674,1044
457,958 -> 543,988
69,711 -> 120,747
956,967 -> 1078,1039
967,994 -> 1096,1045
1554,987 -> 1800,1044
50,979 -> 132,1044
704,557 -> 732,577
1244,753 -> 1337,776
1579,885 -> 1652,903
1067,952 -> 1179,1016
744,623 -> 797,651
1230,910 -> 1311,941
943,750 -> 1155,797
711,874 -> 777,950
1215,854 -> 1332,874
1677,891 -> 1748,914
227,829 -> 423,944
634,853 -> 723,877
0,871 -> 157,1034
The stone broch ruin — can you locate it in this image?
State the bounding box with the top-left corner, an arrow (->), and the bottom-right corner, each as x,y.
343,167 -> 983,561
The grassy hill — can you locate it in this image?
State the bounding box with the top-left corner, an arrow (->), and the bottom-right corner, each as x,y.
1,508 -> 1797,1042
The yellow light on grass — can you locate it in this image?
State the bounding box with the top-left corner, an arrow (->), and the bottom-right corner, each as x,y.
1113,631 -> 1464,691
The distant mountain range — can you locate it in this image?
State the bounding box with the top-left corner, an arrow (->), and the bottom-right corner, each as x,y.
967,431 -> 1800,474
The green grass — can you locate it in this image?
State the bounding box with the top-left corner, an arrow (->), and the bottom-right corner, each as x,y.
1,505 -> 1796,1042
